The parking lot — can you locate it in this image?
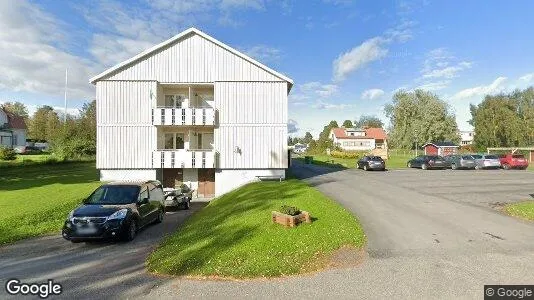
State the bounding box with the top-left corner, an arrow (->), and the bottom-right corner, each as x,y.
360,168 -> 534,209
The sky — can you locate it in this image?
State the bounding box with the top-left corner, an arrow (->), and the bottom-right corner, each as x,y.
1,0 -> 533,138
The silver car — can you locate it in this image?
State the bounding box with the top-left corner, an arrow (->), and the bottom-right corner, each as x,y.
471,154 -> 502,169
444,155 -> 477,170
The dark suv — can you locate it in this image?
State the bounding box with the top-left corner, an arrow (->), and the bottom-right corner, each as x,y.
62,180 -> 165,243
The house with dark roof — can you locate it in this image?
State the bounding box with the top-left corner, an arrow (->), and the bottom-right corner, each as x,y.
329,127 -> 388,151
0,107 -> 27,150
422,141 -> 459,156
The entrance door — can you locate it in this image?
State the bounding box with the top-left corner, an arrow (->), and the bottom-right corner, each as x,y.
162,169 -> 183,188
198,169 -> 215,197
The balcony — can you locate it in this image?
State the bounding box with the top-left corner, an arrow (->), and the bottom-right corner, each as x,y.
152,107 -> 215,126
153,149 -> 217,168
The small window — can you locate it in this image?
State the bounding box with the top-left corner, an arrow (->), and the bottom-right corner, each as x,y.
138,187 -> 148,202
175,133 -> 184,149
164,133 -> 174,149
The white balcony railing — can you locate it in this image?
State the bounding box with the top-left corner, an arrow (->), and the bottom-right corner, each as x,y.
152,107 -> 215,126
153,150 -> 216,168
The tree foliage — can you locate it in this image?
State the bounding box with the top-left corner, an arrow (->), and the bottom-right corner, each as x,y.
470,87 -> 534,149
28,105 -> 54,140
385,90 -> 459,149
342,120 -> 353,128
1,101 -> 29,119
354,115 -> 384,128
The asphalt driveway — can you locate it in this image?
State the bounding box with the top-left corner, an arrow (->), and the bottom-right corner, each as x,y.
0,203 -> 205,299
2,164 -> 534,299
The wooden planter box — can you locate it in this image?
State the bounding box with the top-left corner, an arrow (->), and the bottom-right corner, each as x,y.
272,211 -> 311,227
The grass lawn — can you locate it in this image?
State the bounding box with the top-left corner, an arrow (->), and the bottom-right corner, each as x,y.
0,162 -> 101,244
294,149 -> 414,170
147,177 -> 366,278
503,201 -> 534,221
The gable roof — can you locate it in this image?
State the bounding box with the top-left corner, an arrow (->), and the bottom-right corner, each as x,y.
0,108 -> 27,130
89,28 -> 293,89
331,127 -> 387,140
422,141 -> 459,148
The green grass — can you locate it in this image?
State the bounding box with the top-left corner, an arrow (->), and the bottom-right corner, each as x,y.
0,154 -> 95,168
504,201 -> 534,221
0,162 -> 101,244
147,177 -> 366,278
294,149 -> 415,170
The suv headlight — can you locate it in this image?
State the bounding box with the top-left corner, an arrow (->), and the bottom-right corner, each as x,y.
107,209 -> 128,220
67,210 -> 74,221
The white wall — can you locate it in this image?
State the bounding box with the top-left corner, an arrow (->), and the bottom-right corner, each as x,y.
215,169 -> 285,196
106,33 -> 283,82
183,168 -> 199,193
0,110 -> 7,125
337,138 -> 376,151
100,169 -> 157,181
96,81 -> 158,169
12,129 -> 26,146
215,81 -> 288,169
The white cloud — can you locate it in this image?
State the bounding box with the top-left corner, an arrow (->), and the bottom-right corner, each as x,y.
452,77 -> 508,100
289,81 -> 339,105
312,100 -> 353,110
333,37 -> 388,81
415,81 -> 450,91
287,119 -> 299,133
240,45 -> 282,64
421,48 -> 472,79
361,88 -> 385,100
0,0 -> 95,99
519,73 -> 534,83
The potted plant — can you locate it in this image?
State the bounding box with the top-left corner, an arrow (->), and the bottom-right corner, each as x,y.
272,205 -> 311,227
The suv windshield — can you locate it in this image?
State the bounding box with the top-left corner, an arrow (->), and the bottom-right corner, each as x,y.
85,185 -> 140,205
485,155 -> 498,159
471,154 -> 482,159
369,156 -> 383,161
512,155 -> 525,158
461,155 -> 474,160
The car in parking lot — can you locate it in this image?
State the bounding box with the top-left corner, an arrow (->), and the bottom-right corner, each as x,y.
62,180 -> 165,243
471,154 -> 501,169
357,155 -> 386,171
407,155 -> 447,170
498,153 -> 529,170
163,184 -> 193,209
443,154 -> 477,170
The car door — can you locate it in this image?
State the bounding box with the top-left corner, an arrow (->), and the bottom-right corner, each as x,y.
358,156 -> 367,168
137,185 -> 151,227
148,183 -> 164,220
414,156 -> 423,168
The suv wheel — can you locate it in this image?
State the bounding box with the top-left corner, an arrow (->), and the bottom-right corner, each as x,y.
475,165 -> 480,170
124,220 -> 137,242
421,163 -> 428,170
155,209 -> 164,224
363,164 -> 368,171
451,163 -> 457,170
183,199 -> 190,210
503,164 -> 511,170
407,162 -> 412,168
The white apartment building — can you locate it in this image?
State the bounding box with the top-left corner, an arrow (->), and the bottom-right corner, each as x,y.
90,28 -> 293,197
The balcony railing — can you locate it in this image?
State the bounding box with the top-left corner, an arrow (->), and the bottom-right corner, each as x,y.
153,149 -> 216,168
152,107 -> 215,126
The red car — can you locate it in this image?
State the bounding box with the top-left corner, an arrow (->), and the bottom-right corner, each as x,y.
499,153 -> 529,170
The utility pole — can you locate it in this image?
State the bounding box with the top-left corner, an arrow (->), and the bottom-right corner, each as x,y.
64,68 -> 68,122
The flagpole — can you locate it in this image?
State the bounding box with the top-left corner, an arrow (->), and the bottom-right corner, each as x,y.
64,68 -> 68,122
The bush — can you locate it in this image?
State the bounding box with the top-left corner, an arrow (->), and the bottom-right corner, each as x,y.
330,150 -> 367,159
279,205 -> 301,216
0,147 -> 16,161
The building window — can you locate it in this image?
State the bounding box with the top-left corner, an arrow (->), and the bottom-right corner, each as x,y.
164,133 -> 174,149
175,133 -> 184,149
165,133 -> 185,150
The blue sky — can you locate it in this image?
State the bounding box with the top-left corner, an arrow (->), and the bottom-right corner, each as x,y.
1,0 -> 533,138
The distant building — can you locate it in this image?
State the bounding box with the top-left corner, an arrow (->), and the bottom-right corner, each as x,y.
329,127 -> 388,151
0,107 -> 27,151
460,130 -> 475,146
422,141 -> 459,156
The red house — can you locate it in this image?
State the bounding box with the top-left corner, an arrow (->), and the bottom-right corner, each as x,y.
422,141 -> 459,156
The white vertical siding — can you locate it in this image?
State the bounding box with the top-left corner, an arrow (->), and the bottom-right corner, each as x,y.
96,81 -> 157,169
107,34 -> 282,83
215,81 -> 288,169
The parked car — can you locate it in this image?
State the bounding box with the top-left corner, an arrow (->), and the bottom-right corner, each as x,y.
357,155 -> 386,171
62,180 -> 165,243
471,154 -> 501,170
498,153 -> 529,170
163,184 -> 193,209
407,155 -> 447,170
443,154 -> 477,170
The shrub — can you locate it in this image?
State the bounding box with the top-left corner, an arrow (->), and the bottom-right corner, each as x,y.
279,205 -> 301,216
330,150 -> 367,159
0,147 -> 16,161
